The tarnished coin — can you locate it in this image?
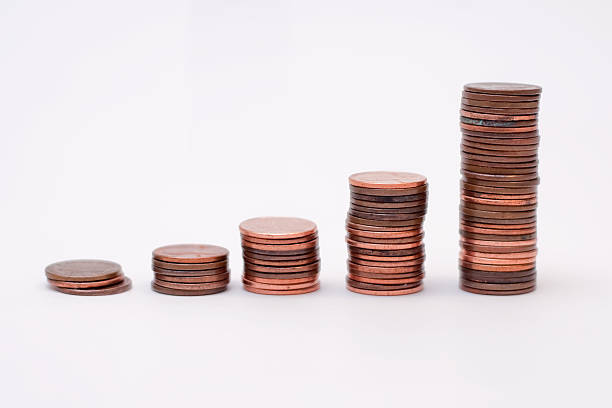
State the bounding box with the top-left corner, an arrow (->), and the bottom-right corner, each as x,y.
463,82 -> 542,96
462,98 -> 539,109
152,282 -> 226,296
241,238 -> 318,251
350,256 -> 425,268
460,283 -> 535,295
152,265 -> 228,276
52,277 -> 131,296
351,198 -> 427,209
348,273 -> 423,284
154,272 -> 230,283
153,244 -> 228,263
154,278 -> 229,291
461,104 -> 539,115
461,279 -> 536,291
348,261 -> 423,275
347,283 -> 423,296
244,269 -> 319,280
351,192 -> 427,203
243,255 -> 319,267
350,185 -> 428,196
347,278 -> 421,291
244,274 -> 317,284
45,259 -> 122,282
152,259 -> 227,271
347,214 -> 424,227
245,261 -> 319,273
462,92 -> 540,102
346,237 -> 422,250
49,274 -> 125,289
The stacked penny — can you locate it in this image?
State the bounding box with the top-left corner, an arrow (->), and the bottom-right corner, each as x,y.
346,171 -> 427,295
151,244 -> 230,295
240,217 -> 320,295
45,259 -> 132,295
460,82 -> 541,295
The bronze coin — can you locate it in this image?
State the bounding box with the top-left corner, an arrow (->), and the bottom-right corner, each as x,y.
461,103 -> 539,115
462,177 -> 540,188
349,171 -> 427,189
49,274 -> 125,289
346,237 -> 422,250
346,226 -> 422,238
462,195 -> 537,206
239,217 -> 317,239
348,233 -> 424,244
152,282 -> 226,296
460,261 -> 535,272
350,249 -> 424,261
461,200 -> 537,212
462,128 -> 539,139
244,269 -> 319,279
462,190 -> 537,200
349,245 -> 423,258
464,82 -> 542,96
462,140 -> 538,153
245,260 -> 319,273
461,117 -> 537,129
461,92 -> 540,102
460,253 -> 536,265
462,158 -> 538,168
347,214 -> 424,227
461,224 -> 536,236
461,249 -> 537,259
462,97 -> 539,109
462,145 -> 538,158
461,236 -> 537,247
154,272 -> 230,283
243,246 -> 318,257
348,261 -> 422,275
52,277 -> 132,296
241,238 -> 318,252
461,279 -> 536,291
460,283 -> 535,295
349,209 -> 426,221
462,170 -> 538,183
351,198 -> 427,209
461,207 -> 536,220
347,283 -> 423,296
351,192 -> 427,203
348,273 -> 423,284
243,277 -> 318,290
241,233 -> 317,245
462,134 -> 539,145
244,274 -> 318,284
461,267 -> 536,278
350,203 -> 427,214
461,231 -> 537,242
152,258 -> 227,271
462,181 -> 538,195
45,259 -> 122,282
461,123 -> 538,134
244,282 -> 320,295
154,278 -> 229,290
462,215 -> 537,225
462,152 -> 537,164
152,265 -> 228,276
350,256 -> 425,267
347,278 -> 420,291
462,164 -> 537,175
243,255 -> 319,267
346,221 -> 421,232
461,242 -> 537,254
349,269 -> 424,279
350,184 -> 428,196
153,244 -> 228,263
461,271 -> 535,283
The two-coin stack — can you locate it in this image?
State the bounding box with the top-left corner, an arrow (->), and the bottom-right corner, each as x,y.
240,217 -> 320,295
151,244 -> 230,295
45,259 -> 132,295
346,171 -> 428,295
459,82 -> 541,295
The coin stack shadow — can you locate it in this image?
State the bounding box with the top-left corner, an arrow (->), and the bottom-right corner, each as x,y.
45,259 -> 132,296
459,82 -> 541,295
151,244 -> 230,295
346,171 -> 428,295
240,217 -> 320,295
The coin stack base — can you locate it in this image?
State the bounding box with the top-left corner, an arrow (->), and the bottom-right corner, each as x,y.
240,217 -> 320,295
45,259 -> 132,296
459,82 -> 541,295
152,244 -> 230,296
346,171 -> 428,295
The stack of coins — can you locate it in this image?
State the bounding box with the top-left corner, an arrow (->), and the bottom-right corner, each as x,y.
346,171 -> 428,295
239,217 -> 320,295
460,82 -> 541,295
45,259 -> 132,295
151,244 -> 230,295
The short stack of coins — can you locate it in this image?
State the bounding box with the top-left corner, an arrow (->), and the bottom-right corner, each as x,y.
346,171 -> 428,295
45,259 -> 132,295
151,244 -> 230,295
459,82 -> 541,295
240,217 -> 320,295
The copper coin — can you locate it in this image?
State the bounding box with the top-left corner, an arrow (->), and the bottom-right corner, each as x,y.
347,215 -> 424,227
346,225 -> 422,238
462,152 -> 537,164
349,171 -> 427,189
153,244 -> 228,263
462,201 -> 537,212
462,97 -> 539,109
461,207 -> 536,220
350,203 -> 427,214
242,277 -> 317,290
351,192 -> 427,203
152,258 -> 227,271
461,104 -> 540,115
348,273 -> 423,284
350,185 -> 428,197
461,195 -> 537,206
350,256 -> 425,268
241,238 -> 318,252
349,269 -> 424,279
461,242 -> 537,254
244,274 -> 317,284
461,237 -> 537,247
462,140 -> 538,153
461,273 -> 536,284
461,232 -> 536,242
462,158 -> 538,168
347,283 -> 423,296
462,170 -> 538,182
463,145 -> 538,158
347,278 -> 420,291
461,224 -> 536,235
45,259 -> 122,282
462,190 -> 537,200
346,222 -> 421,233
351,198 -> 427,209
239,217 -> 317,239
152,265 -> 228,276
348,233 -> 424,244
243,246 -> 318,257
461,249 -> 537,259
152,282 -> 225,296
462,215 -> 537,225
462,128 -> 539,139
460,267 -> 536,278
244,269 -> 319,279
348,261 -> 422,274
154,278 -> 229,290
462,177 -> 540,188
462,134 -> 539,145
461,92 -> 539,103
461,117 -> 537,129
460,261 -> 535,272
243,281 -> 320,295
462,181 -> 538,195
349,209 -> 426,221
460,253 -> 536,265
349,245 -> 423,257
154,272 -> 230,283
464,82 -> 542,96
346,238 -> 422,250
460,283 -> 535,295
51,277 -> 132,296
245,260 -> 319,273
351,250 -> 424,262
462,164 -> 537,175
461,279 -> 535,291
241,233 -> 317,245
243,255 -> 319,267
49,274 -> 125,289
461,123 -> 538,134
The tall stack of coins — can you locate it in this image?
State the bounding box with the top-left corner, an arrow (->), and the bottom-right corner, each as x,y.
346,171 -> 428,295
45,259 -> 132,295
151,244 -> 230,295
460,82 -> 541,295
239,217 -> 320,295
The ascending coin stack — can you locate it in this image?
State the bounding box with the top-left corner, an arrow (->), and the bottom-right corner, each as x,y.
459,82 -> 541,295
240,217 -> 320,295
346,171 -> 428,295
45,259 -> 132,296
151,244 -> 230,295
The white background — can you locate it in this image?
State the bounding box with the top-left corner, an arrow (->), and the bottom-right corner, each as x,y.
1,1 -> 611,406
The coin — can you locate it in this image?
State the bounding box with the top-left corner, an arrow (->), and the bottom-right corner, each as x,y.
347,214 -> 424,227
462,92 -> 540,102
152,265 -> 228,276
241,233 -> 317,245
461,128 -> 539,139
463,82 -> 542,96
242,277 -> 317,290
347,273 -> 424,284
347,278 -> 421,291
351,192 -> 427,203
244,274 -> 318,284
351,199 -> 427,209
154,272 -> 230,283
243,282 -> 320,295
241,238 -> 318,252
462,98 -> 539,109
244,270 -> 319,279
461,279 -> 536,291
245,261 -> 319,273
461,249 -> 537,258
350,256 -> 425,268
45,259 -> 122,282
152,259 -> 228,271
152,282 -> 226,296
462,181 -> 538,194
154,278 -> 229,291
460,283 -> 535,295
347,283 -> 423,296
462,164 -> 537,175
460,261 -> 535,272
243,255 -> 319,267
153,244 -> 228,263
462,134 -> 539,145
348,233 -> 424,244
239,217 -> 317,239
348,261 -> 423,274
461,104 -> 540,115
351,203 -> 427,214
349,171 -> 427,189
350,185 -> 428,196
48,274 -> 125,289
349,209 -> 426,221
346,238 -> 422,250
52,277 -> 132,296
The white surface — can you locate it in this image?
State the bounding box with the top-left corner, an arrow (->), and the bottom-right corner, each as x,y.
1,1 -> 611,406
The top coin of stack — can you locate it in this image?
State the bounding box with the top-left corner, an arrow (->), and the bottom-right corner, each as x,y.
459,82 -> 541,295
45,259 -> 132,295
346,171 -> 428,296
240,217 -> 320,295
151,244 -> 230,296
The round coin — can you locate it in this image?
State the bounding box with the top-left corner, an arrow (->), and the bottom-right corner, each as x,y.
239,217 -> 317,239
152,282 -> 226,296
45,259 -> 122,282
349,171 -> 427,189
153,244 -> 228,263
48,274 -> 125,289
51,277 -> 132,296
463,82 -> 542,96
347,283 -> 423,296
243,282 -> 320,295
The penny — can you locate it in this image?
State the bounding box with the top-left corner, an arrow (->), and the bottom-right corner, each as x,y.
346,221 -> 421,232
349,171 -> 427,189
462,164 -> 537,175
463,82 -> 542,96
347,214 -> 424,227
462,181 -> 538,194
351,192 -> 427,203
152,259 -> 227,271
244,274 -> 318,284
348,233 -> 424,244
350,185 -> 428,196
348,261 -> 423,274
462,134 -> 539,145
347,283 -> 423,296
460,261 -> 535,272
349,209 -> 426,221
463,158 -> 539,168
461,273 -> 536,284
461,243 -> 537,254
52,277 -> 132,296
461,104 -> 540,115
152,282 -> 226,296
348,273 -> 423,284
243,247 -> 318,257
462,215 -> 537,225
462,170 -> 538,182
346,238 -> 422,250
153,244 -> 228,263
351,198 -> 427,209
461,109 -> 538,122
350,248 -> 423,259
347,278 -> 420,291
462,92 -> 540,102
461,201 -> 538,212
154,272 -> 230,283
461,207 -> 537,219
462,177 -> 540,188
239,217 -> 317,239
461,224 -> 536,235
154,278 -> 229,291
462,128 -> 539,139
460,283 -> 535,295
243,269 -> 319,279
350,256 -> 425,268
350,244 -> 423,256
242,277 -> 318,290
462,98 -> 539,109
460,254 -> 536,265
351,252 -> 424,263
351,203 -> 427,214
241,233 -> 317,245
463,145 -> 538,158
461,279 -> 535,291
461,123 -> 538,134
243,282 -> 320,295
49,274 -> 125,289
243,255 -> 319,267
346,226 -> 422,238
245,261 -> 319,273
461,231 -> 536,242
45,259 -> 122,282
462,140 -> 538,152
152,265 -> 228,276
461,237 -> 537,247
349,268 -> 423,279
462,152 -> 537,164
461,195 -> 537,206
461,249 -> 537,259
462,190 -> 537,200
461,117 -> 537,128
241,238 -> 318,252
461,267 -> 536,278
